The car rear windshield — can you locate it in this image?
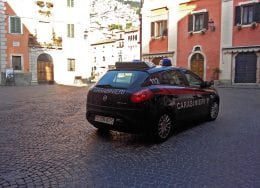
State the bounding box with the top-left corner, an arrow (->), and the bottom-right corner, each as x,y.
96,70 -> 149,89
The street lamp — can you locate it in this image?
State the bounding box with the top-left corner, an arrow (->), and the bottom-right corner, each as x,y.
139,0 -> 144,60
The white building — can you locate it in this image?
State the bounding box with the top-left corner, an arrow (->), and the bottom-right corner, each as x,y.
1,0 -> 90,86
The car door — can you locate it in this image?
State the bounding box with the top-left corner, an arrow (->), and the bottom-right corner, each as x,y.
181,70 -> 209,118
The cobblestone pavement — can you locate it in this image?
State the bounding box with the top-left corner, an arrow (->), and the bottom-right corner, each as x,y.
0,85 -> 259,188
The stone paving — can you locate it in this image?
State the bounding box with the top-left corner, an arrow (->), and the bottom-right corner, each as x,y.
0,85 -> 259,188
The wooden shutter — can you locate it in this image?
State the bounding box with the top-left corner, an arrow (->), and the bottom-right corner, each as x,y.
254,3 -> 260,22
188,15 -> 193,32
203,12 -> 209,29
151,22 -> 154,37
235,6 -> 241,25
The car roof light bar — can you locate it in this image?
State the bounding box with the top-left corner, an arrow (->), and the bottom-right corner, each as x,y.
115,61 -> 156,70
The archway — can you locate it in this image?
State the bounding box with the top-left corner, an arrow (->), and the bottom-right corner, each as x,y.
37,53 -> 54,84
190,53 -> 204,79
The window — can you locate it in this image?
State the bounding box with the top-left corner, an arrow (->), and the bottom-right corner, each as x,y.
67,0 -> 74,7
12,56 -> 22,70
183,71 -> 203,87
67,24 -> 74,38
151,20 -> 168,37
235,3 -> 260,25
67,58 -> 75,71
97,71 -> 148,89
188,12 -> 208,32
9,16 -> 22,34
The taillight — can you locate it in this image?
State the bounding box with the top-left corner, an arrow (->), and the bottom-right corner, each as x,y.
131,89 -> 154,103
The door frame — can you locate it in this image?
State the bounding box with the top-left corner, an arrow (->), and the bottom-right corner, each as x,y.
188,51 -> 206,80
37,53 -> 54,84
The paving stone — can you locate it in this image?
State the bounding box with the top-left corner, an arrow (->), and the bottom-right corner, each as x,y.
0,85 -> 259,188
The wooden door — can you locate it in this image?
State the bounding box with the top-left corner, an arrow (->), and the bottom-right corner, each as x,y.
37,61 -> 54,83
191,53 -> 204,79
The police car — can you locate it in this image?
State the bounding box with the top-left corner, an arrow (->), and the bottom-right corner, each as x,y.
86,59 -> 219,141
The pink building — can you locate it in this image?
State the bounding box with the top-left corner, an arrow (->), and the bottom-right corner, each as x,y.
142,0 -> 260,84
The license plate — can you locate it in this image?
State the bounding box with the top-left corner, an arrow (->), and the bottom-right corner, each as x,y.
94,115 -> 114,125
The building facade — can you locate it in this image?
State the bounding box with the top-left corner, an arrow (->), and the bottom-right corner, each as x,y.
90,28 -> 140,81
221,0 -> 260,84
0,0 -> 7,85
142,0 -> 260,84
1,0 -> 90,86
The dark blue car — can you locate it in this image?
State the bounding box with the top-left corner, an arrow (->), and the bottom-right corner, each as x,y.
86,61 -> 219,141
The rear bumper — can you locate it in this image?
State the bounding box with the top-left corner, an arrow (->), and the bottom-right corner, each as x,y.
86,104 -> 153,133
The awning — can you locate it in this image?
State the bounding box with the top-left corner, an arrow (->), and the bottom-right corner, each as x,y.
222,46 -> 260,53
150,7 -> 168,22
143,51 -> 174,59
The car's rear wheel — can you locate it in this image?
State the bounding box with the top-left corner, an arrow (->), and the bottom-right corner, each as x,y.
153,113 -> 173,141
207,101 -> 219,121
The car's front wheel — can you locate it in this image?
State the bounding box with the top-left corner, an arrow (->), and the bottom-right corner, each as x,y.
207,101 -> 219,121
153,113 -> 173,141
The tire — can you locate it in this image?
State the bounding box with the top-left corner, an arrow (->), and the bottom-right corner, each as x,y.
207,101 -> 219,121
153,113 -> 173,141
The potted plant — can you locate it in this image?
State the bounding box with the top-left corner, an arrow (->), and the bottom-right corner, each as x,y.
251,22 -> 257,29
36,1 -> 44,7
200,28 -> 207,34
212,67 -> 221,80
236,23 -> 242,30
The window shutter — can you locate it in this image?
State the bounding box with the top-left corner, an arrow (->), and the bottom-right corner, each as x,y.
71,0 -> 74,7
67,24 -> 70,37
254,3 -> 260,22
16,17 -> 21,33
235,6 -> 241,25
188,15 -> 193,32
71,24 -> 74,38
151,22 -> 154,37
203,12 -> 209,29
10,17 -> 15,33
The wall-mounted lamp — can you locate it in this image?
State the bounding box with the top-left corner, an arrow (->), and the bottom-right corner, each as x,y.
84,30 -> 88,39
208,18 -> 215,31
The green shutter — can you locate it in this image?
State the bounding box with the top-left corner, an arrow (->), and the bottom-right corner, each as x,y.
16,17 -> 21,33
72,24 -> 74,38
71,0 -> 74,7
10,17 -> 21,33
10,17 -> 15,33
67,24 -> 70,37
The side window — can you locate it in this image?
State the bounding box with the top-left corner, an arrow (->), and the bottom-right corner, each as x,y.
168,71 -> 186,86
184,71 -> 202,87
145,71 -> 186,86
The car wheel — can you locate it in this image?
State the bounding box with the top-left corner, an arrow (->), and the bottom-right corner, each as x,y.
207,101 -> 219,121
154,113 -> 173,141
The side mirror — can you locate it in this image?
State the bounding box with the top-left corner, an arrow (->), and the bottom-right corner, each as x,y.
200,81 -> 213,88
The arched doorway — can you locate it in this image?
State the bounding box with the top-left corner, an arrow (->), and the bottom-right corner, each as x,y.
235,52 -> 257,83
190,53 -> 204,79
37,53 -> 54,84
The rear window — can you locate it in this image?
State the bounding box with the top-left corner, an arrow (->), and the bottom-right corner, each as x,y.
96,70 -> 149,89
